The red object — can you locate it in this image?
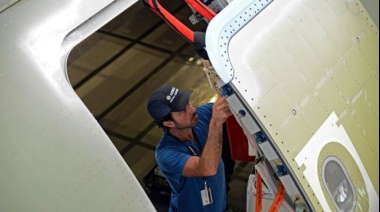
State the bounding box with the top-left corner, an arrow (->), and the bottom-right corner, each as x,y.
184,0 -> 216,21
147,0 -> 195,43
256,172 -> 263,212
145,0 -> 216,43
226,116 -> 256,161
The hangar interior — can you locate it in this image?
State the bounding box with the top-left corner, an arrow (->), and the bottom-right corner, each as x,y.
67,0 -> 251,211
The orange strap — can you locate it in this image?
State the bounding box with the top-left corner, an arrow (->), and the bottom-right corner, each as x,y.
255,172 -> 263,212
147,0 -> 194,43
269,180 -> 285,212
184,0 -> 216,21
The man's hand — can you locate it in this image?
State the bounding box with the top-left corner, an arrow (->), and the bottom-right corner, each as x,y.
212,97 -> 233,124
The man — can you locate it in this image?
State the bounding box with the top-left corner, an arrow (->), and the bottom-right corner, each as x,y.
146,85 -> 233,212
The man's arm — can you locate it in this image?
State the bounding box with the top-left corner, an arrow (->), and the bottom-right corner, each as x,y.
182,97 -> 232,177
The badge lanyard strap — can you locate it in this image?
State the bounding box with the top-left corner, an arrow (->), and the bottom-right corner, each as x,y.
188,128 -> 207,184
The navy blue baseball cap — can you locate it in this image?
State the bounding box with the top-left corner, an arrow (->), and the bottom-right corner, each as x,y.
147,86 -> 192,120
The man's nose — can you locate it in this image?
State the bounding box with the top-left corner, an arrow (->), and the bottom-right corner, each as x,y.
187,105 -> 196,113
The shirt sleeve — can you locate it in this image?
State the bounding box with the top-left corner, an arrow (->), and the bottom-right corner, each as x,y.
155,141 -> 191,192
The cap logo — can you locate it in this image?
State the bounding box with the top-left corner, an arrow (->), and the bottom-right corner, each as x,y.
166,87 -> 178,102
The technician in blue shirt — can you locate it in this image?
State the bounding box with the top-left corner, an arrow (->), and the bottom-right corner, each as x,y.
147,85 -> 232,212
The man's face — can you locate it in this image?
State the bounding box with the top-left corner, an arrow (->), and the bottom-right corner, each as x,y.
170,102 -> 198,129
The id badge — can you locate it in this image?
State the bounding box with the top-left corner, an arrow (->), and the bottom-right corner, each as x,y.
201,181 -> 213,206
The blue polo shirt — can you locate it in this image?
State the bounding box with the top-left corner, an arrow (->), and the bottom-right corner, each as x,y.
155,103 -> 227,212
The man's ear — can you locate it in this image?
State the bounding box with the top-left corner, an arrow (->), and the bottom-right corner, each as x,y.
163,120 -> 175,128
